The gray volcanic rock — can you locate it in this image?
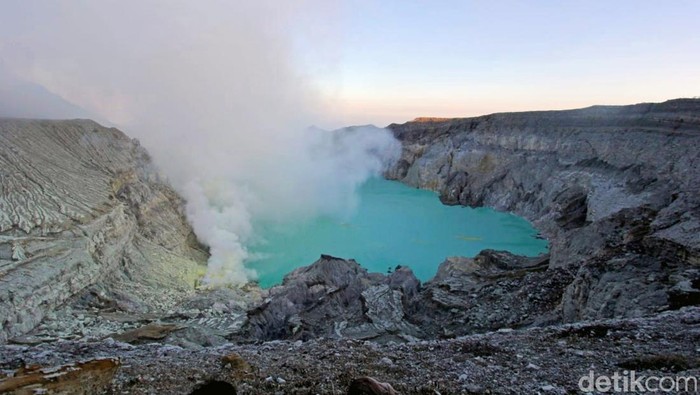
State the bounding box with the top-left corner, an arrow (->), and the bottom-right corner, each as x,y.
237,252 -> 569,342
239,255 -> 422,342
385,99 -> 700,322
410,251 -> 570,337
2,307 -> 699,394
0,118 -> 207,343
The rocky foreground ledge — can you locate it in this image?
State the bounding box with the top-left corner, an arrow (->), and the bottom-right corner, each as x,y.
2,307 -> 699,393
1,100 -> 700,393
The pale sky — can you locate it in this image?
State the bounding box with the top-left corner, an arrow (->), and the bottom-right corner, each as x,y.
307,0 -> 700,126
1,1 -> 699,128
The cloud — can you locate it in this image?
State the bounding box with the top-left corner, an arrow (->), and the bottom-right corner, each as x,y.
0,1 -> 400,285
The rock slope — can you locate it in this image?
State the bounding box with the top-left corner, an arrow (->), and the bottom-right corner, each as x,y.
0,118 -> 207,343
237,253 -> 567,341
386,99 -> 700,323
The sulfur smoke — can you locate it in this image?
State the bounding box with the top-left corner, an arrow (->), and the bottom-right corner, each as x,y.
0,1 -> 401,285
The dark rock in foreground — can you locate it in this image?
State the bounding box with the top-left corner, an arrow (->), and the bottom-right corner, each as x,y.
239,255 -> 422,343
238,252 -> 567,341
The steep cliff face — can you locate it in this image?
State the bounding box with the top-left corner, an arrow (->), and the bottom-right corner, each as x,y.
0,119 -> 207,343
386,99 -> 700,322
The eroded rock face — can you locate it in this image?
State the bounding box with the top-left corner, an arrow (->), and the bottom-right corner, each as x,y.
239,255 -> 422,342
0,119 -> 208,343
236,252 -> 570,341
410,251 -> 570,337
385,99 -> 700,322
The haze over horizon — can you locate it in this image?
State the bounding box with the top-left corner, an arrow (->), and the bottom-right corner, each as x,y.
1,1 -> 698,129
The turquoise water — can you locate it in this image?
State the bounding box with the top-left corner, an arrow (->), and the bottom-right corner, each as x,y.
246,178 -> 548,288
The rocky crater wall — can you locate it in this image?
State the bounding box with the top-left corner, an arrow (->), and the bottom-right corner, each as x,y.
385,99 -> 700,322
2,100 -> 700,348
0,119 -> 207,343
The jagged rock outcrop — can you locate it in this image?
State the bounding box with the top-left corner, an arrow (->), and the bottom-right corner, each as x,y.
0,118 -> 208,343
409,250 -> 570,337
385,98 -> 700,322
235,252 -> 569,341
239,255 -> 422,342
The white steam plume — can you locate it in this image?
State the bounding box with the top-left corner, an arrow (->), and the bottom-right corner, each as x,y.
0,1 -> 401,285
